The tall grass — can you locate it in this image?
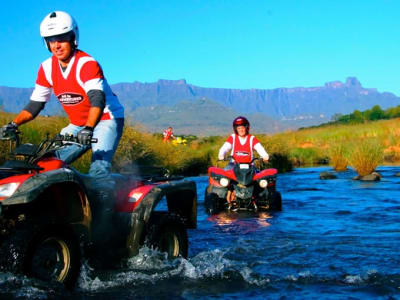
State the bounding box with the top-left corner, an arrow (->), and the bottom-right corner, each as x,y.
114,126 -> 213,175
328,142 -> 348,171
1,111 -> 399,175
346,138 -> 383,176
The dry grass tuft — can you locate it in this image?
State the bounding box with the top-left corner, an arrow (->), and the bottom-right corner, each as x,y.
346,138 -> 383,176
328,143 -> 348,171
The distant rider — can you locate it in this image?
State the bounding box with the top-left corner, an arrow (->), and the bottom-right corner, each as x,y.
163,126 -> 175,142
218,116 -> 269,164
218,116 -> 269,208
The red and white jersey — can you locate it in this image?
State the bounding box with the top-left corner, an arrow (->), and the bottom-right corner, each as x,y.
163,129 -> 174,141
227,134 -> 259,163
30,50 -> 124,126
218,133 -> 269,163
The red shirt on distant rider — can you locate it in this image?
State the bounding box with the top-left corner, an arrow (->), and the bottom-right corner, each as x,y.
218,116 -> 269,163
163,126 -> 175,142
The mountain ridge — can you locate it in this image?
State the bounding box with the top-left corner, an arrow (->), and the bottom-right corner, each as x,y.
1,77 -> 399,135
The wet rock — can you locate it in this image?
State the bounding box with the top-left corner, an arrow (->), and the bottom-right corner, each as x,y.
353,172 -> 382,181
319,171 -> 337,180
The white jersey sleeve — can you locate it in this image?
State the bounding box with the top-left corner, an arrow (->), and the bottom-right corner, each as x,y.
254,143 -> 269,160
30,84 -> 52,102
218,142 -> 232,160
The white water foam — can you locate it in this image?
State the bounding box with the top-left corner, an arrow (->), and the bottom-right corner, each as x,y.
77,247 -> 270,291
285,270 -> 312,282
343,269 -> 378,284
14,286 -> 49,299
0,272 -> 55,299
344,275 -> 363,284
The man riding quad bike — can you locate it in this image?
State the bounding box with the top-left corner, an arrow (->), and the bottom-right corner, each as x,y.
0,129 -> 197,288
204,116 -> 281,214
205,156 -> 281,214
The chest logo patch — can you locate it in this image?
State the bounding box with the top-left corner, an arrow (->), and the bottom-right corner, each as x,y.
235,151 -> 250,156
57,93 -> 84,106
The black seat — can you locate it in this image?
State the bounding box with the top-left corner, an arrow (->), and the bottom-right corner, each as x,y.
13,143 -> 39,156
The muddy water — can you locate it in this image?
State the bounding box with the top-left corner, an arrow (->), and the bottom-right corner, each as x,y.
1,167 -> 399,299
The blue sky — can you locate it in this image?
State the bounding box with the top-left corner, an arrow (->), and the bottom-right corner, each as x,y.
2,0 -> 400,95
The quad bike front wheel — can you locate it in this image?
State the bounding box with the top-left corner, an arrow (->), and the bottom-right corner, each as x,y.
25,228 -> 81,288
0,225 -> 81,288
204,192 -> 225,215
145,212 -> 188,258
269,191 -> 282,211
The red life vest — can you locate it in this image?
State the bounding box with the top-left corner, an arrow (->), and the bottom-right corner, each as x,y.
226,134 -> 259,163
163,129 -> 173,141
33,50 -> 124,126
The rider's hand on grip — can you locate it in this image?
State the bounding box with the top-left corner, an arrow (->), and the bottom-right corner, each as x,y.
77,126 -> 93,145
0,122 -> 18,138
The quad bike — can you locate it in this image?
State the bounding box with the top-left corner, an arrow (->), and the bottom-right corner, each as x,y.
204,156 -> 281,214
0,130 -> 197,287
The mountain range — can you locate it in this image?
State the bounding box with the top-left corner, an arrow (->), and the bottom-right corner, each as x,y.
1,77 -> 399,136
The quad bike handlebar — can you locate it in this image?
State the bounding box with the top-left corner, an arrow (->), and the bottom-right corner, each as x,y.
0,130 -> 97,164
216,156 -> 268,170
33,134 -> 97,161
49,134 -> 98,145
0,129 -> 97,147
218,156 -> 264,164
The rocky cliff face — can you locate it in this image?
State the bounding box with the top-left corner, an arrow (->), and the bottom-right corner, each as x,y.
1,77 -> 398,134
111,77 -> 399,121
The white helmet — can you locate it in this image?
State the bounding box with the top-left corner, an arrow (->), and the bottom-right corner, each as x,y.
40,11 -> 79,49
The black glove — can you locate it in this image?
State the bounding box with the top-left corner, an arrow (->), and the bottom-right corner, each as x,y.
77,126 -> 93,145
0,121 -> 18,138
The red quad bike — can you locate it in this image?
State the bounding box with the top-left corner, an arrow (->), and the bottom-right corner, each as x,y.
0,130 -> 197,288
205,157 -> 282,214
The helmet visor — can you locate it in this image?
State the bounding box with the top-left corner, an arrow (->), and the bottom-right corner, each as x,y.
44,31 -> 74,43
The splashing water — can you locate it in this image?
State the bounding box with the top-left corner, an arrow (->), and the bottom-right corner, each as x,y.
1,166 -> 400,299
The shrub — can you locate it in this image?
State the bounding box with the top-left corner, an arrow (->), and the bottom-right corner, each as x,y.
290,147 -> 321,166
346,139 -> 383,176
328,143 -> 348,171
268,153 -> 293,173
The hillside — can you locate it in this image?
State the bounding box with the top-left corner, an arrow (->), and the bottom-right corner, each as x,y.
111,77 -> 400,122
1,76 -> 399,134
132,98 -> 284,136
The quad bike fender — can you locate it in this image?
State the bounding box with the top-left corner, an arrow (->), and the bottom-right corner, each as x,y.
1,168 -> 91,244
139,180 -> 197,229
123,180 -> 197,257
208,167 -> 236,181
2,168 -> 81,205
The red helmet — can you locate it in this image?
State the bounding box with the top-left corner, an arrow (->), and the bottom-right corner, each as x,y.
233,116 -> 250,134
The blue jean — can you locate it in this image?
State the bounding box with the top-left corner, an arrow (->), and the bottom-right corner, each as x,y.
56,118 -> 124,177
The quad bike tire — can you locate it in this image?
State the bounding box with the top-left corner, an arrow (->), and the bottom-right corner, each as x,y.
204,192 -> 225,215
145,212 -> 188,258
270,191 -> 282,211
0,224 -> 81,288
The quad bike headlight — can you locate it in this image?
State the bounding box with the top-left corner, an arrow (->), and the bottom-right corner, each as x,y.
0,182 -> 20,198
259,179 -> 268,188
219,177 -> 230,187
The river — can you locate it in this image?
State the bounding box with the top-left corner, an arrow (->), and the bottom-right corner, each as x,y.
1,166 -> 399,299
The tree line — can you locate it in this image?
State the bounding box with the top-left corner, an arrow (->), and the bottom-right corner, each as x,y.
303,105 -> 400,130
